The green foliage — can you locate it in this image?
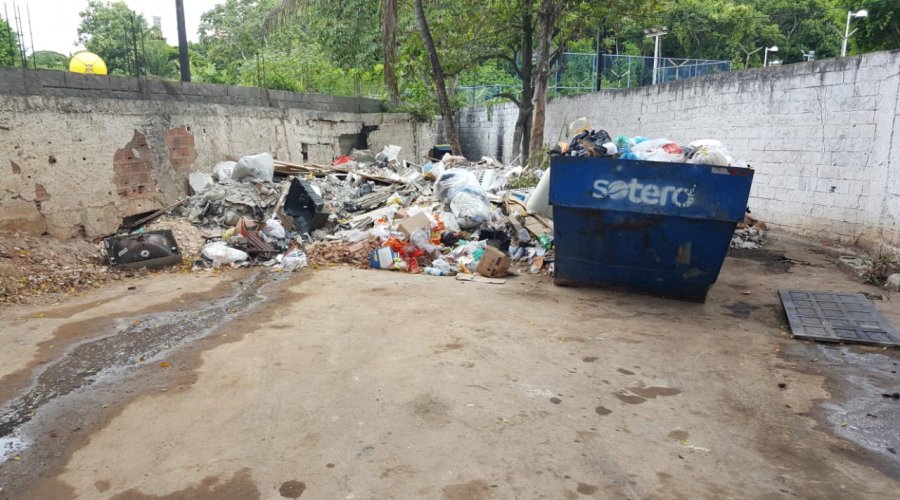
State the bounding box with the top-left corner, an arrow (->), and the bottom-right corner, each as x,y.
77,1 -> 178,78
0,18 -> 21,67
28,51 -> 69,70
838,0 -> 900,53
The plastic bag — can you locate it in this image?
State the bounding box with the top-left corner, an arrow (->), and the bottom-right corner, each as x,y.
631,139 -> 685,163
214,161 -> 236,182
263,219 -> 286,239
435,169 -> 492,229
281,246 -> 308,271
202,241 -> 248,266
450,190 -> 491,229
375,145 -> 401,163
231,152 -> 274,182
686,139 -> 733,166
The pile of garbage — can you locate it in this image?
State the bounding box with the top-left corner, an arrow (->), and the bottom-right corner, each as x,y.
552,130 -> 740,167
103,145 -> 550,279
731,216 -> 768,249
102,117 -> 754,281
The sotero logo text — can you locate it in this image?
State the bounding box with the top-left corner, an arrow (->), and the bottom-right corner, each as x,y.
592,178 -> 695,207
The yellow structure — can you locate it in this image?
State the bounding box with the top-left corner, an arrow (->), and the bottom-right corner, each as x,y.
69,51 -> 108,75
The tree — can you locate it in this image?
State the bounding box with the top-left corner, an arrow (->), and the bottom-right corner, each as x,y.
78,0 -> 177,77
28,50 -> 69,70
528,0 -> 562,158
838,0 -> 900,53
0,18 -> 22,67
381,0 -> 400,106
413,0 -> 461,154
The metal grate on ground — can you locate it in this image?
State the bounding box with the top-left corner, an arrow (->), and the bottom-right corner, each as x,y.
779,290 -> 900,347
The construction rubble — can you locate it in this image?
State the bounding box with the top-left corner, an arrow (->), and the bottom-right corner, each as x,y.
103,147 -> 553,280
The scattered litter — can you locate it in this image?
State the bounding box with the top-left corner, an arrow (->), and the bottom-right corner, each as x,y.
731,216 -> 767,249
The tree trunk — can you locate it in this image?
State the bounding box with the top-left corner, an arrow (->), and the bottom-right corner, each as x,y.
380,0 -> 401,106
511,1 -> 536,166
528,0 -> 559,161
413,0 -> 462,155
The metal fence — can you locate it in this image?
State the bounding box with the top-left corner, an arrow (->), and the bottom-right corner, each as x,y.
458,53 -> 732,106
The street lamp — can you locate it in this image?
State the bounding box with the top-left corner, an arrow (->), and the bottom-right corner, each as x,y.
643,27 -> 668,85
842,9 -> 868,57
763,46 -> 778,67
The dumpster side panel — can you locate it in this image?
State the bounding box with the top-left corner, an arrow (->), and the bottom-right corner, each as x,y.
549,156 -> 753,222
549,156 -> 754,301
553,207 -> 734,301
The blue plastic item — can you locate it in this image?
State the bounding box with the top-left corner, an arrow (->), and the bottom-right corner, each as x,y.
549,156 -> 754,301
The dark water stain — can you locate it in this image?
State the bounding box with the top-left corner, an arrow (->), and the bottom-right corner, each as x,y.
550,397 -> 562,404
95,480 -> 111,492
582,357 -> 598,363
278,480 -> 306,498
728,248 -> 793,273
442,479 -> 490,500
617,368 -> 635,375
595,405 -> 612,416
722,301 -> 761,319
110,468 -> 260,499
668,430 -> 689,440
576,482 -> 599,495
614,392 -> 646,405
630,386 -> 682,399
325,463 -> 335,468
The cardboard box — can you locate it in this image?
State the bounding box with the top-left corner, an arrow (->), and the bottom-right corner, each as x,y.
476,246 -> 511,278
397,211 -> 432,238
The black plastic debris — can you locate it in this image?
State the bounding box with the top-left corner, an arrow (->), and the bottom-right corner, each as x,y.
105,230 -> 182,269
284,178 -> 330,234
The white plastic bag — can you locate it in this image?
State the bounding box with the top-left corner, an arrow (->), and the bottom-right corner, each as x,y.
214,161 -> 236,182
435,169 -> 492,229
281,247 -> 308,271
231,152 -> 274,182
376,145 -> 401,162
632,139 -> 685,163
686,139 -> 733,166
263,218 -> 286,239
202,241 -> 248,266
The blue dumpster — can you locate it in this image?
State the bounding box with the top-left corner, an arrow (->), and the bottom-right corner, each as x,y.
549,156 -> 754,301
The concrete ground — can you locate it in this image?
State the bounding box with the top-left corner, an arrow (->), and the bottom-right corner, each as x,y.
1,237 -> 899,499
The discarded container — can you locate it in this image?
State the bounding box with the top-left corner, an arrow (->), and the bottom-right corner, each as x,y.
284,178 -> 329,234
549,156 -> 754,301
104,230 -> 182,269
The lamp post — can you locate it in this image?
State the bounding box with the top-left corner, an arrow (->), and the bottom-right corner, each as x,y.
763,46 -> 778,67
643,27 -> 668,85
842,9 -> 868,57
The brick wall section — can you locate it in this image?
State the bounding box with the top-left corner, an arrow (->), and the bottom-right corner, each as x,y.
457,50 -> 900,253
0,69 -> 433,239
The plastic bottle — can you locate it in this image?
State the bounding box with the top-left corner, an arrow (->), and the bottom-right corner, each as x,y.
424,267 -> 452,276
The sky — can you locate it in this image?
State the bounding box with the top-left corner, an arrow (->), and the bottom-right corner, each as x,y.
2,0 -> 224,55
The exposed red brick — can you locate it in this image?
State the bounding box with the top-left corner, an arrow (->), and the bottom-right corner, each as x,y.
34,184 -> 51,202
113,130 -> 157,199
165,126 -> 198,171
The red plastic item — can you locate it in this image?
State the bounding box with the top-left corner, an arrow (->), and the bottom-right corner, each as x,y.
333,156 -> 352,166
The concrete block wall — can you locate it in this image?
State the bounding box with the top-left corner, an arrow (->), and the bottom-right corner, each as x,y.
458,50 -> 900,252
0,69 -> 430,239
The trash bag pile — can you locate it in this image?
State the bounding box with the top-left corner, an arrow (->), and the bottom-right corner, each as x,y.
110,145 -> 553,278
551,118 -> 741,167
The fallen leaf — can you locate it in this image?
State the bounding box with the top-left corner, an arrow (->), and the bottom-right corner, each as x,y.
159,361 -> 170,368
